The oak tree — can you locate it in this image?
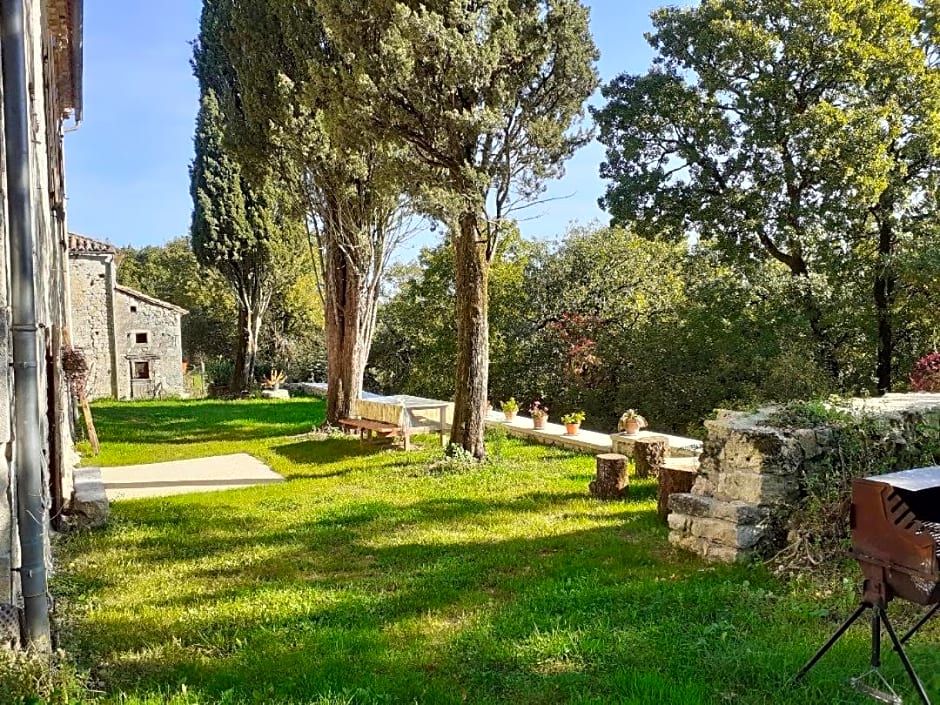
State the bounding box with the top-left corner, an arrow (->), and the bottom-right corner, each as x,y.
595,0 -> 940,393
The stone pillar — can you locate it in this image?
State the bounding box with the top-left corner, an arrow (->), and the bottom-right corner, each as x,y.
634,436 -> 668,479
590,453 -> 628,499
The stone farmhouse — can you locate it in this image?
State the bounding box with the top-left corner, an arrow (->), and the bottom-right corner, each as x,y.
0,0 -> 84,649
69,234 -> 188,400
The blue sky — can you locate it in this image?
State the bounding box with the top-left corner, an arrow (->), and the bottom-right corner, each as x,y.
64,1 -> 687,257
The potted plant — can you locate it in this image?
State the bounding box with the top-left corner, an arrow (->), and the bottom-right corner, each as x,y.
263,369 -> 287,391
501,397 -> 519,421
529,400 -> 549,430
561,411 -> 585,436
618,409 -> 647,435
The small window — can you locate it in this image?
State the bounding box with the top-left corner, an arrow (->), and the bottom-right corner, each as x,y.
135,332 -> 149,344
130,305 -> 138,313
132,361 -> 150,380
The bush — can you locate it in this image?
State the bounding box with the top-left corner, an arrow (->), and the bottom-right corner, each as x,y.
767,400 -> 940,572
911,351 -> 940,392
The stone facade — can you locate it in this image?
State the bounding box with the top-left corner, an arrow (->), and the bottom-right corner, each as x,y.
668,394 -> 940,563
0,0 -> 82,635
69,236 -> 187,400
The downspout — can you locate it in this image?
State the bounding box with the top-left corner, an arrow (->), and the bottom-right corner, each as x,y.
1,0 -> 52,650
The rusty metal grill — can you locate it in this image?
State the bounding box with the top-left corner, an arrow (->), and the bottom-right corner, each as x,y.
796,466 -> 940,705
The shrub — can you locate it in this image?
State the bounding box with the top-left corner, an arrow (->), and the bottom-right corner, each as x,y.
911,351 -> 940,392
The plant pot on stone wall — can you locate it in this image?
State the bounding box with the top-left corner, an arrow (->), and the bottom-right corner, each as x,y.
533,415 -> 548,430
565,422 -> 580,436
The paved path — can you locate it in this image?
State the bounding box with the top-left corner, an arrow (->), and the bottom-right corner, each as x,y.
101,453 -> 285,501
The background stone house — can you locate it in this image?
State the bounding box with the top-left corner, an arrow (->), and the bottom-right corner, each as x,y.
69,234 -> 188,400
0,0 -> 84,646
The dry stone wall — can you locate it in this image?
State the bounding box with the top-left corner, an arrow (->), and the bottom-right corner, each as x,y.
668,394 -> 940,563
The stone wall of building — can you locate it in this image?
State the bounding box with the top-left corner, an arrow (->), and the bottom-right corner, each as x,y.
113,290 -> 185,399
668,394 -> 940,563
0,0 -> 79,628
68,254 -> 116,399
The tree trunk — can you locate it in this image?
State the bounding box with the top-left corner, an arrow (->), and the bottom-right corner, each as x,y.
450,211 -> 489,459
231,297 -> 265,395
323,239 -> 376,425
874,220 -> 896,395
231,306 -> 249,394
589,453 -> 629,499
634,436 -> 669,480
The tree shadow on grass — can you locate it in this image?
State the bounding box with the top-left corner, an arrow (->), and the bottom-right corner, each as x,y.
62,509 -> 912,705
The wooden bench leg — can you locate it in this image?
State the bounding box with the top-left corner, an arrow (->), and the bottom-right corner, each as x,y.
403,430 -> 411,451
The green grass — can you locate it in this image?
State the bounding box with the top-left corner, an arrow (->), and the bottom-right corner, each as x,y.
50,398 -> 940,704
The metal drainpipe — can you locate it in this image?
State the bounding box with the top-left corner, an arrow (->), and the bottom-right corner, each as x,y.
1,0 -> 52,650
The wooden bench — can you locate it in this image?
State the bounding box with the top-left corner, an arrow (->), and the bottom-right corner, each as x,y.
339,418 -> 414,450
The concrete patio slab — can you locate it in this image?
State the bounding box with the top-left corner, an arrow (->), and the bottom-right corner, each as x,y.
101,453 -> 285,500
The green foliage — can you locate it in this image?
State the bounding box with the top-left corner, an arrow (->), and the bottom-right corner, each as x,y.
0,650 -> 83,705
371,223 -> 833,434
499,397 -> 519,414
118,237 -> 237,364
560,410 -> 585,425
594,0 -> 940,393
766,401 -> 940,569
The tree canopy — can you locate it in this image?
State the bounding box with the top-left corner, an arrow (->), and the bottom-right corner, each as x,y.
594,0 -> 940,393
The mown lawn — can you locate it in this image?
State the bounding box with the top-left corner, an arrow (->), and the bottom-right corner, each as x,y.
53,398 -> 939,704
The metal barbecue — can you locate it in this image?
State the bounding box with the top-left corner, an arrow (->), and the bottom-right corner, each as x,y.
795,466 -> 940,704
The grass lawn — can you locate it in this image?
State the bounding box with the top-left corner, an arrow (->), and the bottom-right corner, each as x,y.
51,398 -> 939,704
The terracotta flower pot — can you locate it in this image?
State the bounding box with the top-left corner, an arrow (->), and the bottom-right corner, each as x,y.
624,420 -> 640,435
565,422 -> 580,436
533,416 -> 547,430
504,410 -> 517,422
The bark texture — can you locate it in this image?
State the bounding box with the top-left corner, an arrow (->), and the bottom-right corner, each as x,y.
657,460 -> 698,523
590,453 -> 628,499
634,436 -> 669,480
449,211 -> 489,458
323,232 -> 378,425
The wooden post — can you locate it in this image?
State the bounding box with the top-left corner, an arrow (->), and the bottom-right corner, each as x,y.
657,458 -> 699,523
590,453 -> 628,499
634,436 -> 669,479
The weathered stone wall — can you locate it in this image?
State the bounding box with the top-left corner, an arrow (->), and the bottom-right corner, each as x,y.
68,254 -> 116,399
0,0 -> 78,623
669,394 -> 940,563
113,291 -> 185,399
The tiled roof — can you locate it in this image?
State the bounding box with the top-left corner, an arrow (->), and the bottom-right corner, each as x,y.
68,233 -> 116,254
114,285 -> 189,315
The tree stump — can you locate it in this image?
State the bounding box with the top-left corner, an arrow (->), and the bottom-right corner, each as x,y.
634,436 -> 669,479
657,458 -> 699,523
590,453 -> 628,499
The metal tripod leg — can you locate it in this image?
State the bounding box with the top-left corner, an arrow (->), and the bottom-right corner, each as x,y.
794,603 -> 869,682
880,607 -> 932,705
901,603 -> 940,646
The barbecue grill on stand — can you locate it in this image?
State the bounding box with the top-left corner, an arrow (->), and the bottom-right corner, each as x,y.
795,466 -> 940,704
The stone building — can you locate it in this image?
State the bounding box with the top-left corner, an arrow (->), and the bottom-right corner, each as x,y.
69,234 -> 188,400
0,0 -> 84,647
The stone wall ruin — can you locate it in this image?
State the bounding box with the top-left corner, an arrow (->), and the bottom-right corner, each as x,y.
668,394 -> 940,563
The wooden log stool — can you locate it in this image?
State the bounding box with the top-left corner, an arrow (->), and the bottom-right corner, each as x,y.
657,457 -> 699,523
590,453 -> 629,499
634,436 -> 669,479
